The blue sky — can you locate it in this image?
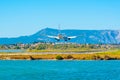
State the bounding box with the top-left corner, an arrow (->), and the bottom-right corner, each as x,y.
0,0 -> 120,37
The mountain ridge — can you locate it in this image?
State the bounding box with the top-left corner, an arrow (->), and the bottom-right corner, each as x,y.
0,28 -> 120,44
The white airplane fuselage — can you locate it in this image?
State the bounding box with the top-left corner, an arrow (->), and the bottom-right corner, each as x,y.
48,32 -> 77,41
56,34 -> 71,41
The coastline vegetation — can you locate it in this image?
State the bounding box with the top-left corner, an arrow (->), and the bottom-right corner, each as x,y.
0,43 -> 116,51
26,43 -> 117,53
0,43 -> 120,60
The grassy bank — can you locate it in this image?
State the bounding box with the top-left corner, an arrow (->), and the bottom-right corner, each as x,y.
0,49 -> 120,60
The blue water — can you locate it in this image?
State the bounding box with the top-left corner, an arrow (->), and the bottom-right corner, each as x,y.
0,49 -> 25,53
0,60 -> 120,80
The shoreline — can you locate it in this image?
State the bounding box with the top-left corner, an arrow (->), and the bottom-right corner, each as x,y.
0,52 -> 120,60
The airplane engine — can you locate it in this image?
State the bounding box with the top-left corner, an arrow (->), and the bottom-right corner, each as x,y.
68,38 -> 71,40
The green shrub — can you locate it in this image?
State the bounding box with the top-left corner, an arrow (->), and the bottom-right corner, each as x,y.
66,55 -> 73,59
56,55 -> 63,60
36,44 -> 46,50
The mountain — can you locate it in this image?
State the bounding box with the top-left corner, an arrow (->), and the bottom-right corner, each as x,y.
0,28 -> 120,44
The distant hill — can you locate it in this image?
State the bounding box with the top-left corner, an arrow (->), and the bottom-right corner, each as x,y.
0,28 -> 120,44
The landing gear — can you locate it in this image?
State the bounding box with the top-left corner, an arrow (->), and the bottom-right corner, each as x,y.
65,40 -> 67,41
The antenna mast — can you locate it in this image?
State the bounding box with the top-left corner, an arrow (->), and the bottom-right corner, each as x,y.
58,24 -> 61,34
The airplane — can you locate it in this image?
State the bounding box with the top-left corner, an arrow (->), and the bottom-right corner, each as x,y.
47,27 -> 77,41
48,34 -> 77,41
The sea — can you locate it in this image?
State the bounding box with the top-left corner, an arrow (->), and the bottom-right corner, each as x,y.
0,49 -> 25,53
0,60 -> 120,80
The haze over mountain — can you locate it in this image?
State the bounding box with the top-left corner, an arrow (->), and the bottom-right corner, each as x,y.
0,28 -> 120,44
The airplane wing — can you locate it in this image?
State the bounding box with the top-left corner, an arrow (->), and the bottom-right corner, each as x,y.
47,35 -> 59,39
68,36 -> 77,39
